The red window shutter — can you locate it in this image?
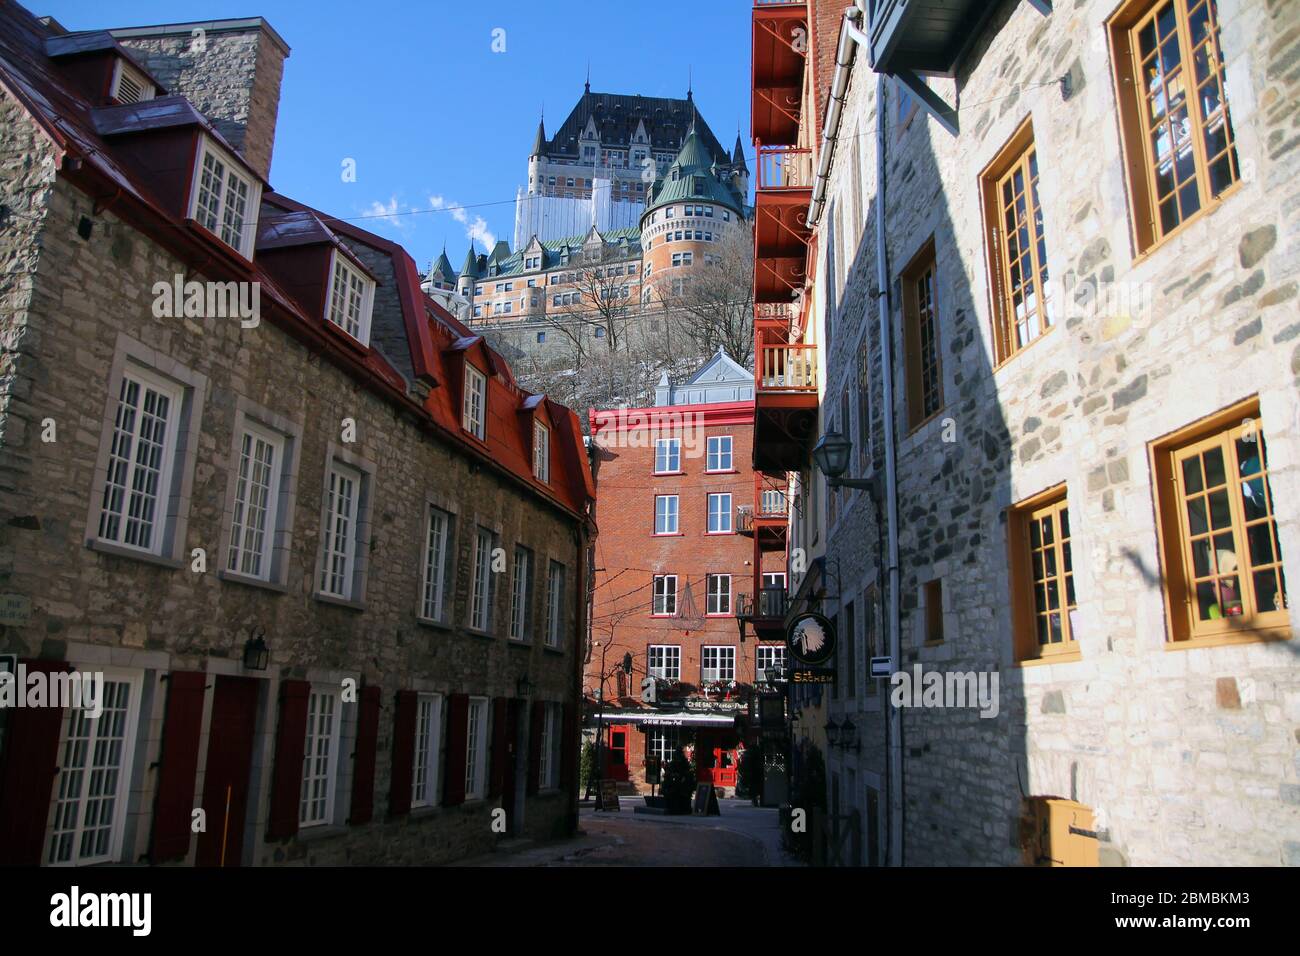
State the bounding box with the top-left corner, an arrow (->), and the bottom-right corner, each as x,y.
388,690 -> 418,817
560,702 -> 578,791
0,659 -> 72,865
443,693 -> 469,807
349,685 -> 381,826
488,697 -> 510,798
266,679 -> 311,840
149,671 -> 207,862
527,700 -> 545,795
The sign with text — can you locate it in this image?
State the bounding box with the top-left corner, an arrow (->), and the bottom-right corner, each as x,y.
791,668 -> 834,684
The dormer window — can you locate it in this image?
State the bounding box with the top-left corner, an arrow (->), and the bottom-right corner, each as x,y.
189,139 -> 260,258
110,58 -> 155,105
533,420 -> 550,483
462,364 -> 487,440
325,252 -> 375,345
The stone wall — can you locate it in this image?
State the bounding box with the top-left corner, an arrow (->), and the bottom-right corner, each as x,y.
0,148 -> 584,864
811,0 -> 1300,866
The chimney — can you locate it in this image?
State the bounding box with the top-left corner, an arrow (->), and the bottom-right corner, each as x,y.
110,18 -> 290,181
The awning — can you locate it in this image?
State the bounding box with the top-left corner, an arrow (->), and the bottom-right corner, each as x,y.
592,710 -> 739,728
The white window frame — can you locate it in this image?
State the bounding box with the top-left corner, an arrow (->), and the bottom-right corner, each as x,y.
647,644 -> 681,680
757,644 -> 787,680
226,420 -> 284,581
652,574 -> 678,616
654,438 -> 681,474
706,435 -> 734,472
300,685 -> 343,828
546,560 -> 566,648
538,702 -> 562,790
511,546 -> 532,641
95,364 -> 183,556
465,696 -> 489,801
463,364 -> 487,440
654,494 -> 679,535
702,646 -> 736,682
707,573 -> 732,616
44,667 -> 143,866
324,251 -> 375,346
708,493 -> 733,534
533,420 -> 550,483
411,693 -> 443,810
470,527 -> 494,632
647,728 -> 679,765
318,460 -> 362,600
420,504 -> 452,623
187,137 -> 260,258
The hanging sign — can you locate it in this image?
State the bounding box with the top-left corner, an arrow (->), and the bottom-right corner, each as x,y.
786,612 -> 836,667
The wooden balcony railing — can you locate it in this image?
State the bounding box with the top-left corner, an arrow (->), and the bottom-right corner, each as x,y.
756,146 -> 814,191
758,343 -> 818,391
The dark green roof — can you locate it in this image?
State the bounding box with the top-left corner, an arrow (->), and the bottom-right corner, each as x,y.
430,248 -> 456,281
459,243 -> 480,279
484,227 -> 642,278
643,129 -> 745,218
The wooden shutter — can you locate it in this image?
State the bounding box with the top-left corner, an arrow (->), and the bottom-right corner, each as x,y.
0,659 -> 72,865
149,670 -> 207,862
349,685 -> 381,825
265,679 -> 311,840
488,697 -> 510,798
442,693 -> 469,807
527,700 -> 545,795
388,690 -> 417,817
560,702 -> 578,792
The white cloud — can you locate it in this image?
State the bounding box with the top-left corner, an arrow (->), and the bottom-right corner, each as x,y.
429,194 -> 496,249
362,195 -> 409,231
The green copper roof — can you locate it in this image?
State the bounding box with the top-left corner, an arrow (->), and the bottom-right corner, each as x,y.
430,248 -> 456,280
459,243 -> 480,278
486,227 -> 643,278
643,129 -> 745,218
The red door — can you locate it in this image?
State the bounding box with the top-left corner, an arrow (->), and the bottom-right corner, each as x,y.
604,725 -> 629,782
712,747 -> 738,788
196,676 -> 259,867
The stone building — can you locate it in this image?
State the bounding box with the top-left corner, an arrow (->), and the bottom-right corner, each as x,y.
585,351 -> 787,795
0,4 -> 594,867
751,0 -> 1300,866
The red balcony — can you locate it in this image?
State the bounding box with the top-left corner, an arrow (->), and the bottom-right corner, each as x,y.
754,342 -> 818,473
736,586 -> 789,641
737,473 -> 790,552
752,1 -> 807,146
754,146 -> 812,306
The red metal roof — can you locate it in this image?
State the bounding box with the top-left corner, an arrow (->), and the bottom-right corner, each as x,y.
0,0 -> 594,520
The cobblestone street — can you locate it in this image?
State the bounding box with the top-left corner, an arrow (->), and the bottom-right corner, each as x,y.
463,799 -> 800,867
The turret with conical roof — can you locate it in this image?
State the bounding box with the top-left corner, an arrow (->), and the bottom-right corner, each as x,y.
428,244 -> 457,290
531,115 -> 546,157
640,125 -> 745,223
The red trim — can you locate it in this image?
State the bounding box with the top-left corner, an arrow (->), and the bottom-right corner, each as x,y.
388,690 -> 418,817
590,400 -> 757,435
149,670 -> 207,862
349,685 -> 381,825
266,680 -> 311,840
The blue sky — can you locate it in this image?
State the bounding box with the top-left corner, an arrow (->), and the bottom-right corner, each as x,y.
42,0 -> 753,271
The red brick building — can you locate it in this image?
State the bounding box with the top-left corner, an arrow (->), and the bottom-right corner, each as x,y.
585,351 -> 787,795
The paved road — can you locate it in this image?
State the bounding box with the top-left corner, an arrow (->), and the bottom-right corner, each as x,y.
463,798 -> 800,867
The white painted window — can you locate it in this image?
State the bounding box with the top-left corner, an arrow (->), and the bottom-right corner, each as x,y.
226,421 -> 283,579
462,364 -> 487,440
300,686 -> 342,827
647,644 -> 680,680
538,702 -> 561,789
465,696 -> 489,800
707,573 -> 732,615
45,669 -> 142,865
470,527 -> 493,631
708,493 -> 733,533
652,574 -> 678,615
411,693 -> 443,809
702,646 -> 736,682
546,560 -> 566,648
647,728 -> 679,764
189,138 -> 258,258
707,435 -> 733,472
654,494 -> 679,534
325,252 -> 375,345
420,505 -> 451,622
533,420 -> 550,482
757,645 -> 787,680
510,546 -> 532,641
319,461 -> 361,599
97,366 -> 181,555
654,438 -> 680,474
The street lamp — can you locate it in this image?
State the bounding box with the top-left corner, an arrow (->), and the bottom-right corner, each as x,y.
824,718 -> 841,747
839,717 -> 860,752
812,429 -> 874,490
